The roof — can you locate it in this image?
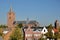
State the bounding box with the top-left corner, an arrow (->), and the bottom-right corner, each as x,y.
15,20 -> 39,25
28,20 -> 39,24
24,26 -> 48,31
16,21 -> 27,24
53,28 -> 59,33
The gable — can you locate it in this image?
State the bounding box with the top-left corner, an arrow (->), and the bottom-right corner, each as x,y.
41,27 -> 48,34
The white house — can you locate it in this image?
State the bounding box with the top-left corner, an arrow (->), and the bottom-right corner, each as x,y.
41,27 -> 48,34
52,29 -> 54,36
3,31 -> 9,34
3,28 -> 10,34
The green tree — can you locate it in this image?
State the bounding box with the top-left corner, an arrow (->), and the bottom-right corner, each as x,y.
17,23 -> 23,28
48,24 -> 53,32
0,28 -> 3,36
10,27 -> 23,40
58,27 -> 60,38
10,23 -> 23,40
0,25 -> 8,28
38,34 -> 46,40
45,24 -> 54,39
58,27 -> 60,32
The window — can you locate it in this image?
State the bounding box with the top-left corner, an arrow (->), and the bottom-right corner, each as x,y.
9,13 -> 11,15
9,17 -> 11,19
26,34 -> 32,37
27,38 -> 32,40
44,30 -> 45,32
34,34 -> 40,37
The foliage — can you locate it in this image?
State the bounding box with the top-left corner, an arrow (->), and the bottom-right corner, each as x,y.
45,24 -> 54,38
54,32 -> 59,38
17,23 -> 23,28
45,24 -> 60,40
38,35 -> 46,40
39,38 -> 46,40
48,24 -> 53,31
10,27 -> 23,40
0,28 -> 3,36
58,27 -> 60,32
0,25 -> 8,28
45,32 -> 54,38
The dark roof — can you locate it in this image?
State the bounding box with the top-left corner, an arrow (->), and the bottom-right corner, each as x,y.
15,21 -> 27,24
15,20 -> 39,25
24,26 -> 48,29
28,20 -> 39,24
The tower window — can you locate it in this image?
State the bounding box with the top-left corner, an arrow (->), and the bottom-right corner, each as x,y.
9,17 -> 11,19
9,13 -> 11,15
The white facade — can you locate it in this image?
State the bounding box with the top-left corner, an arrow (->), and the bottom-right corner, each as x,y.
52,30 -> 54,36
3,31 -> 9,34
41,27 -> 48,34
26,34 -> 32,37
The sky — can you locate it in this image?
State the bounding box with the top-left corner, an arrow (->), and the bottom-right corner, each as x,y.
0,0 -> 60,26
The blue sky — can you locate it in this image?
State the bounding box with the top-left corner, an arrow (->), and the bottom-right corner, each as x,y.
0,0 -> 60,26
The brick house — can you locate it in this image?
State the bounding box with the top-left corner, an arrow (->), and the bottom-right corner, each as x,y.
24,24 -> 42,40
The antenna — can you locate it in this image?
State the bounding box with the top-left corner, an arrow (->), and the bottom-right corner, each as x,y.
9,5 -> 13,13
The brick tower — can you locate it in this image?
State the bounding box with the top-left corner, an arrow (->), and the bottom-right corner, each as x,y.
7,7 -> 15,29
55,20 -> 60,29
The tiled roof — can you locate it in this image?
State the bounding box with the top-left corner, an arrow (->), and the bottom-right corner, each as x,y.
53,28 -> 59,33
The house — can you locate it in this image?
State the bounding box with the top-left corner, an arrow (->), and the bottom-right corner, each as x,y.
24,24 -> 42,40
15,20 -> 40,27
41,27 -> 48,34
25,26 -> 33,40
3,28 -> 11,34
33,29 -> 42,40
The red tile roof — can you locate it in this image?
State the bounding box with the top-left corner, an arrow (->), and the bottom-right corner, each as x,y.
53,28 -> 59,33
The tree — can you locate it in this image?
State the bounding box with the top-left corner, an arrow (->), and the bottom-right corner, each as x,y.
0,25 -> 8,28
54,32 -> 59,40
38,34 -> 46,40
58,27 -> 60,32
0,28 -> 3,36
48,24 -> 53,32
10,27 -> 23,40
17,23 -> 23,28
58,27 -> 60,38
10,23 -> 23,40
45,24 -> 54,39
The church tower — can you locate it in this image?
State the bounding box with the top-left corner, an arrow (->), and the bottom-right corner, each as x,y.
54,20 -> 59,29
7,7 -> 15,28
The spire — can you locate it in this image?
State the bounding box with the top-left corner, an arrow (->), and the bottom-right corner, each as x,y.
26,18 -> 29,24
9,5 -> 13,12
